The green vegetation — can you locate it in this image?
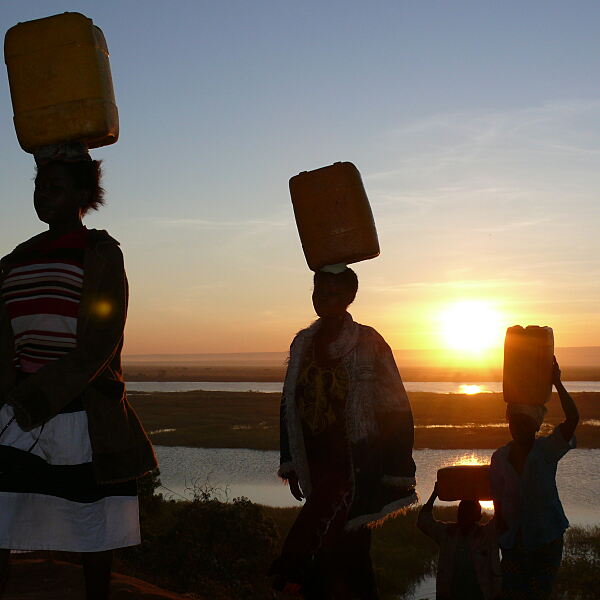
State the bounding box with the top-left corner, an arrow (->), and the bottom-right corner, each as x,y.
114,474 -> 600,600
118,473 -> 281,599
554,526 -> 600,600
130,390 -> 600,450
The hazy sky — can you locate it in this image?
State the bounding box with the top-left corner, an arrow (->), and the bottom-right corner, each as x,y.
1,1 -> 599,356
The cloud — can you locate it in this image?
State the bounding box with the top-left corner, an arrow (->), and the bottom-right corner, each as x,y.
475,216 -> 555,233
367,99 -> 600,188
152,217 -> 291,231
368,278 -> 534,293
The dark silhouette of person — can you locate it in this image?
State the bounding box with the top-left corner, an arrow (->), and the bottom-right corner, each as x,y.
270,267 -> 417,599
0,145 -> 156,600
490,357 -> 578,600
418,483 -> 501,600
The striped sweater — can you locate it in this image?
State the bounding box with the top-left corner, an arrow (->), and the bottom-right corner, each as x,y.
0,227 -> 87,374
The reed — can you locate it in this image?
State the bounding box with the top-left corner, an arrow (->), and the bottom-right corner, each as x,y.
115,480 -> 600,599
130,390 -> 600,450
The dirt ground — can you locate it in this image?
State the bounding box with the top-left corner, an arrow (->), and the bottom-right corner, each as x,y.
5,558 -> 197,600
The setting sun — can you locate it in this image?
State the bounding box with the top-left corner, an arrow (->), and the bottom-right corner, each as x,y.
439,301 -> 505,353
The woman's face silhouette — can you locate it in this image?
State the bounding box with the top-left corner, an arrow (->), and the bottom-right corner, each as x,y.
312,278 -> 352,318
508,412 -> 538,443
34,162 -> 87,226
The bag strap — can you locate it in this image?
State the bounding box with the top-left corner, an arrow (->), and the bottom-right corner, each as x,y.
27,423 -> 45,453
0,416 -> 45,453
0,416 -> 15,439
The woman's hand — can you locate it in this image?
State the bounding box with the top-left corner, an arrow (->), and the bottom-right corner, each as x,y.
552,356 -> 562,388
422,482 -> 438,511
288,472 -> 304,501
552,355 -> 579,441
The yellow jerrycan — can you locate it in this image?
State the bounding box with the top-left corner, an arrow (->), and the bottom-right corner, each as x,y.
437,465 -> 492,501
289,162 -> 380,271
4,12 -> 118,152
503,325 -> 554,405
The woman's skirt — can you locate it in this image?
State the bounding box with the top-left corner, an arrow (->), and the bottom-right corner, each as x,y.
0,397 -> 140,552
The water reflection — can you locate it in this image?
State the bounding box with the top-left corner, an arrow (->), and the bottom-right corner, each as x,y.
127,380 -> 600,394
154,447 -> 600,526
416,423 -> 506,429
458,384 -> 483,394
449,453 -> 493,510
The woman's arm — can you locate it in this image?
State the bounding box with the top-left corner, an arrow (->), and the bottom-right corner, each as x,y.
278,339 -> 304,501
0,301 -> 16,403
8,241 -> 128,429
417,483 -> 443,542
278,386 -> 299,490
553,357 -> 579,442
420,482 -> 438,513
489,452 -> 509,534
488,502 -> 508,534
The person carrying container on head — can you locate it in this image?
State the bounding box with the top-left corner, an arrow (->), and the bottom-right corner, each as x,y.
1,14 -> 156,599
0,144 -> 157,599
269,266 -> 417,599
489,357 -> 578,600
418,482 -> 502,600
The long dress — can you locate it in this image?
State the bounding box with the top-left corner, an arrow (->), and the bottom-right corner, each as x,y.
273,340 -> 378,598
0,226 -> 140,552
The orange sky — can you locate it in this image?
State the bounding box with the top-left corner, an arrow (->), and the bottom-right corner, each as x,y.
1,3 -> 599,358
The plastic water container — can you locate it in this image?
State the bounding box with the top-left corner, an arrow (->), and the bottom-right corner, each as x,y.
289,162 -> 380,271
4,12 -> 118,152
437,465 -> 492,501
503,325 -> 554,405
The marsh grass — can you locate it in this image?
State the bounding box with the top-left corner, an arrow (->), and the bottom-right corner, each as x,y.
114,477 -> 600,600
553,526 -> 600,600
130,390 -> 600,450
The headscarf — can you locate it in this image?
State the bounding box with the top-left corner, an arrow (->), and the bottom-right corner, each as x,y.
319,263 -> 348,274
506,402 -> 547,430
33,142 -> 92,167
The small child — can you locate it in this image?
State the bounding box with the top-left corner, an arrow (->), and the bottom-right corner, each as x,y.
417,483 -> 501,600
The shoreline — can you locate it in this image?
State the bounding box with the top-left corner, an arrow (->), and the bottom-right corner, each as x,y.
123,364 -> 600,382
130,390 -> 600,450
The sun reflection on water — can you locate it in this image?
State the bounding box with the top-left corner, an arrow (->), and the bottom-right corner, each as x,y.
458,384 -> 483,395
451,454 -> 494,511
452,453 -> 488,467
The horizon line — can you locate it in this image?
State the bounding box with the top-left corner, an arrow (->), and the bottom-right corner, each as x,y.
124,345 -> 600,357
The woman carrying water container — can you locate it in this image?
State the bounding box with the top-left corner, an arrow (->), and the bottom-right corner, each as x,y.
1,13 -> 157,599
490,326 -> 579,600
270,163 -> 417,598
0,144 -> 157,599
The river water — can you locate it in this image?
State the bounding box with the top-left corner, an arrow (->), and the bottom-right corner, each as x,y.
128,380 -> 600,394
154,446 -> 600,527
144,380 -> 597,599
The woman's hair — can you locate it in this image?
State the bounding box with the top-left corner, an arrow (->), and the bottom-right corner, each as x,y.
313,267 -> 359,304
36,159 -> 105,214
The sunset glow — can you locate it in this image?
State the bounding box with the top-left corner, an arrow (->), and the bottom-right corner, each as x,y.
453,454 -> 494,510
453,454 -> 489,468
458,384 -> 483,395
0,4 -> 597,357
439,301 -> 505,354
